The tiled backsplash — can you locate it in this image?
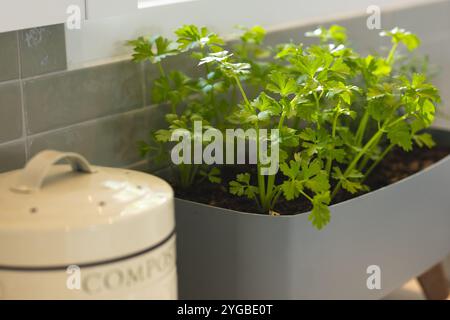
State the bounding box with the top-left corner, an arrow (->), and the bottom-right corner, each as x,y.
0,32 -> 19,82
1,1 -> 450,173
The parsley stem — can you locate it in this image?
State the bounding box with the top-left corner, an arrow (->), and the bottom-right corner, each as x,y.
326,110 -> 340,175
387,114 -> 409,128
256,122 -> 267,212
265,111 -> 287,210
300,190 -> 313,202
188,164 -> 200,186
387,43 -> 398,65
233,74 -> 267,211
234,76 -> 250,106
158,62 -> 166,78
313,92 -> 321,129
355,109 -> 369,146
270,187 -> 283,208
362,143 -> 394,182
358,133 -> 382,171
357,113 -> 406,172
331,128 -> 385,199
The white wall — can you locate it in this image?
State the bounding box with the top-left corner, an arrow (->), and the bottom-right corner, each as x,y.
0,0 -> 85,33
65,0 -> 445,69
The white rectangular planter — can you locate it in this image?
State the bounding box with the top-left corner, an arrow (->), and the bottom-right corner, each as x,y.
174,129 -> 450,299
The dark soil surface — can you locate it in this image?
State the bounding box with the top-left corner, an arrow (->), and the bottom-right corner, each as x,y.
175,146 -> 450,215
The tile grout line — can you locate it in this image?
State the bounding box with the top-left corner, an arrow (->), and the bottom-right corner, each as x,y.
0,137 -> 27,148
124,159 -> 148,169
0,78 -> 22,86
124,159 -> 169,173
18,58 -> 133,83
27,103 -> 160,139
15,30 -> 29,161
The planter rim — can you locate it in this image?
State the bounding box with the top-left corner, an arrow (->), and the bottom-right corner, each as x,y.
176,134 -> 450,219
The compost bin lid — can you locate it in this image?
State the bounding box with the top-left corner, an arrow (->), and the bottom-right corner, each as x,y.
0,150 -> 174,268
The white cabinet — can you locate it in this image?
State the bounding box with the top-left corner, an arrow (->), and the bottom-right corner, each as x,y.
0,0 -> 85,33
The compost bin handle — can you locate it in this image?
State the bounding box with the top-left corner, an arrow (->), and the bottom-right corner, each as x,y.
11,150 -> 96,193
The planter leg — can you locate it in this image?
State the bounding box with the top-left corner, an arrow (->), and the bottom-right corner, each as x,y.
417,263 -> 449,300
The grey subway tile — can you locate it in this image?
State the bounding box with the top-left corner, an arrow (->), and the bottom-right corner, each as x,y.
265,24 -> 316,48
269,2 -> 448,52
0,140 -> 26,173
390,1 -> 450,43
125,159 -> 150,172
23,60 -> 144,134
19,24 -> 67,78
28,105 -> 166,168
0,81 -> 23,143
332,13 -> 394,54
144,61 -> 162,107
265,13 -> 394,55
0,31 -> 19,82
418,38 -> 450,125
